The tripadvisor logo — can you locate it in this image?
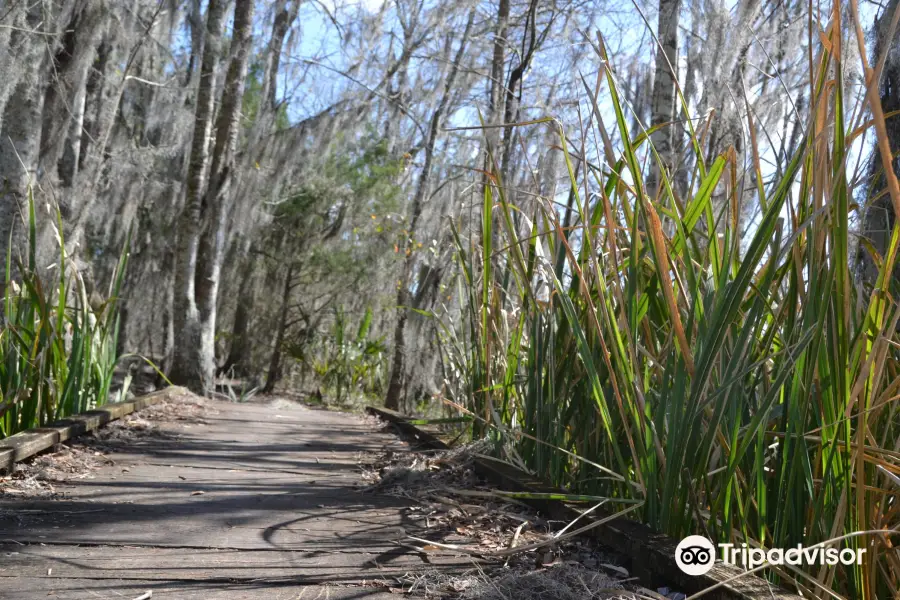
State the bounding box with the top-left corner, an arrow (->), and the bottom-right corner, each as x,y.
675,535 -> 866,576
675,536 -> 716,575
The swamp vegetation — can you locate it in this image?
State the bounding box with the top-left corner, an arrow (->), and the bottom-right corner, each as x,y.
0,0 -> 898,597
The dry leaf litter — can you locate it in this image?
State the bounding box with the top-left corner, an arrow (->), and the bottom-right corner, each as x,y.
362,439 -> 678,599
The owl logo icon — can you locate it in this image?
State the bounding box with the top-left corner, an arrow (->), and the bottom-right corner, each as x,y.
675,535 -> 716,575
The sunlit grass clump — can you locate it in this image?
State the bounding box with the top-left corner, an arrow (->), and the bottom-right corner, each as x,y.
443,17 -> 899,600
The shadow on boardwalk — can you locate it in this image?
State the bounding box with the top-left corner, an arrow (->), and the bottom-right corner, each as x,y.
0,397 -> 477,599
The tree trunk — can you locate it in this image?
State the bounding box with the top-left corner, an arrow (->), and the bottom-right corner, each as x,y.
184,0 -> 204,87
59,80 -> 88,188
0,1 -> 28,125
647,0 -> 682,203
194,0 -> 255,391
384,54 -> 411,155
384,7 -> 475,411
240,0 -> 299,170
384,290 -> 408,410
38,2 -> 102,187
168,0 -> 254,392
78,40 -> 111,173
858,0 -> 900,282
221,244 -> 257,376
264,264 -> 294,394
171,0 -> 255,394
170,0 -> 227,393
499,0 -> 550,185
485,0 -> 510,163
0,3 -> 46,284
262,0 -> 299,114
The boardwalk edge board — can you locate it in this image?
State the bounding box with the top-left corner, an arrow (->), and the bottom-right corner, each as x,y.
0,387 -> 185,473
365,405 -> 804,600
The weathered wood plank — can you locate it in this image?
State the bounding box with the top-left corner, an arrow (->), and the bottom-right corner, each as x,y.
0,578 -> 401,600
1,429 -> 63,465
365,405 -> 453,449
0,387 -> 182,473
0,543 -> 473,582
0,448 -> 12,474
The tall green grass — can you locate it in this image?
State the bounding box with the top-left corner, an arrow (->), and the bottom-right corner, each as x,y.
0,188 -> 129,438
444,14 -> 899,600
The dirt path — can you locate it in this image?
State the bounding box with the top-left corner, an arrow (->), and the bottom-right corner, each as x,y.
0,397 -> 472,599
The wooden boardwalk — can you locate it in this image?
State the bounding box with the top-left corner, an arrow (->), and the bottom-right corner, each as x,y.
0,398 -> 470,599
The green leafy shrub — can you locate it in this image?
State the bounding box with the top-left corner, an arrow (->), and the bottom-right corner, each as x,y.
299,306 -> 387,404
